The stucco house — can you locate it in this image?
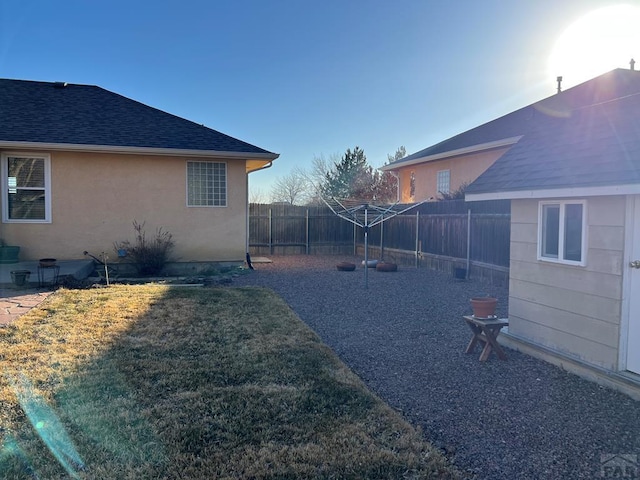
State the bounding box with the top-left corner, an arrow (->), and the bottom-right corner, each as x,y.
0,79 -> 278,268
465,71 -> 640,398
382,68 -> 640,203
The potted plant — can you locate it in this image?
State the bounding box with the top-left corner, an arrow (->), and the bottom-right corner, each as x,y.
10,269 -> 30,287
470,296 -> 498,318
0,239 -> 20,264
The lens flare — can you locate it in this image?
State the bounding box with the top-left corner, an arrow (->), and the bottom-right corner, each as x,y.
8,373 -> 85,478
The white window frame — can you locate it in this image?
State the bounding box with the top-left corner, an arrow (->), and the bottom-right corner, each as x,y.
437,169 -> 450,195
537,199 -> 587,266
186,160 -> 227,207
1,152 -> 52,223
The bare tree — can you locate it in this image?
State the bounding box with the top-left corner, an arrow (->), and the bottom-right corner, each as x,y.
299,154 -> 335,204
270,167 -> 313,205
249,186 -> 268,204
309,154 -> 330,187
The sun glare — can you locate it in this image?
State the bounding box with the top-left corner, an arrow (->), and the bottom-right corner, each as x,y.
548,4 -> 640,89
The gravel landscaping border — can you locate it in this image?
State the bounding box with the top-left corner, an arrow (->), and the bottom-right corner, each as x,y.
234,255 -> 640,479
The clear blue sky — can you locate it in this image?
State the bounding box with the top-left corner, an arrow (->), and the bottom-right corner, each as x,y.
1,0 -> 634,198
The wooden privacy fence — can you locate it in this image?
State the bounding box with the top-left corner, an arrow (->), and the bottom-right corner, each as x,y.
249,200 -> 511,285
250,203 -> 357,255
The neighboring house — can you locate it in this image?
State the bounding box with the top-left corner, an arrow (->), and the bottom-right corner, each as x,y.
382,68 -> 640,203
465,72 -> 640,398
0,79 -> 278,266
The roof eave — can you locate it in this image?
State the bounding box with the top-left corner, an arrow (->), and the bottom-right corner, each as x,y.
466,183 -> 640,201
0,141 -> 280,161
246,158 -> 275,174
380,136 -> 522,171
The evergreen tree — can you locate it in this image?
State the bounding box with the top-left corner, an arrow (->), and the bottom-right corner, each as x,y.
318,146 -> 404,204
321,146 -> 374,200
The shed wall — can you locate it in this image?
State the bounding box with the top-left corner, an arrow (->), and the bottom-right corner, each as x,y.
509,196 -> 625,369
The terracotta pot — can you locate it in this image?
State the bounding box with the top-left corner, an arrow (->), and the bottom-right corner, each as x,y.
470,297 -> 497,318
376,262 -> 398,272
39,258 -> 57,267
336,262 -> 356,271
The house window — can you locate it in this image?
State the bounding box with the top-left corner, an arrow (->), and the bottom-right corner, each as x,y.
187,161 -> 226,207
437,170 -> 450,195
538,200 -> 586,265
409,171 -> 416,198
1,153 -> 51,223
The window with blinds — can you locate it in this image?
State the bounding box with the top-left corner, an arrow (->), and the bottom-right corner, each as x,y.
2,154 -> 51,222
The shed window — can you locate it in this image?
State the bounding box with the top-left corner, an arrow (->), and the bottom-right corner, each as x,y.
1,153 -> 51,223
437,170 -> 450,195
538,200 -> 586,265
187,161 -> 226,207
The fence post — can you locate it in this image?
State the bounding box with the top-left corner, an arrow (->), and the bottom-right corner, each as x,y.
466,209 -> 471,279
269,208 -> 273,255
415,211 -> 420,268
306,208 -> 310,255
380,221 -> 384,261
353,223 -> 357,256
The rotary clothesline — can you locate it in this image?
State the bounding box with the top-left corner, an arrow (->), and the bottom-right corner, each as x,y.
321,196 -> 428,288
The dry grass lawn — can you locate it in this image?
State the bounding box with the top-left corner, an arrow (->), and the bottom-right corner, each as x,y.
0,285 -> 460,479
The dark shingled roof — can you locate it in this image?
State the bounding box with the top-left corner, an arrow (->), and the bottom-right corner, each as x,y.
0,79 -> 277,156
466,91 -> 640,194
388,68 -> 640,167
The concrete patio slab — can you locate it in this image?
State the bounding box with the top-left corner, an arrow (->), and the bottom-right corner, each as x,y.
0,259 -> 94,288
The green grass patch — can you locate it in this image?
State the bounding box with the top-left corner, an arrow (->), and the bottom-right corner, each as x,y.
0,285 -> 460,479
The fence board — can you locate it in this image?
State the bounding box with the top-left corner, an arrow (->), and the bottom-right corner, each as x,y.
248,201 -> 511,277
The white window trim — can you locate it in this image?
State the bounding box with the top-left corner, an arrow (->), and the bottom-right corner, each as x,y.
1,152 -> 52,223
186,160 -> 227,207
537,199 -> 587,266
437,169 -> 450,195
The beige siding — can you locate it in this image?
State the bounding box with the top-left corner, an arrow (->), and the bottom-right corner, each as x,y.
509,278 -> 621,323
508,197 -> 625,370
590,225 -> 625,251
1,150 -> 249,262
508,313 -> 619,369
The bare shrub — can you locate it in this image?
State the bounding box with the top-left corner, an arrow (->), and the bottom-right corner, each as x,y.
115,221 -> 175,276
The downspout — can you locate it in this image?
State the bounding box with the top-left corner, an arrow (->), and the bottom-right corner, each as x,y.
246,161 -> 273,269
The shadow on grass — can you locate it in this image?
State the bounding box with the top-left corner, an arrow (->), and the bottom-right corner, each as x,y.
0,286 -> 459,479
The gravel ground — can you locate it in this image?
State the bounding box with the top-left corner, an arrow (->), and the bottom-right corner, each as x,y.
232,255 -> 640,480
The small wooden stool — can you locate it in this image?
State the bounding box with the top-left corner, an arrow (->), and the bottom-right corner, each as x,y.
463,315 -> 509,361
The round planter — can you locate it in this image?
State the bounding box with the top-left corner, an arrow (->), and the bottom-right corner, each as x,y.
39,258 -> 57,267
0,246 -> 20,264
376,262 -> 398,272
470,297 -> 498,318
336,262 -> 356,271
10,270 -> 31,287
